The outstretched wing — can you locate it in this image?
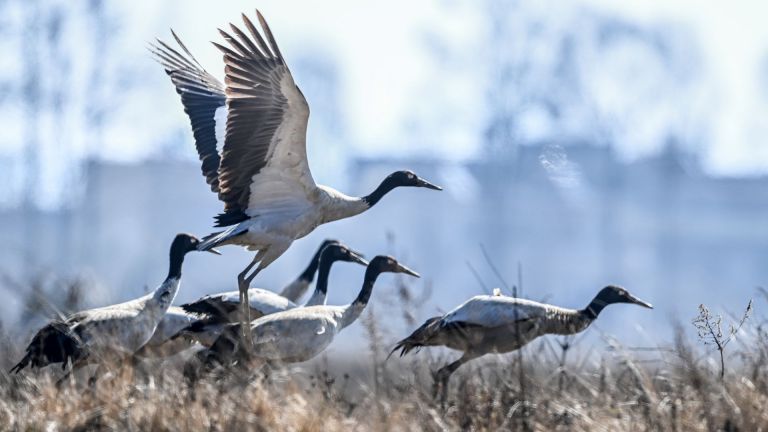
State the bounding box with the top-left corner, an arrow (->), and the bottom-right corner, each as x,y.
213,10 -> 314,226
150,32 -> 227,193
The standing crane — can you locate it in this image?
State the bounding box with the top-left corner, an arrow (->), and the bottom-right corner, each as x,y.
136,239 -> 344,358
170,242 -> 368,348
151,10 -> 442,341
9,234 -> 215,384
198,255 -> 419,368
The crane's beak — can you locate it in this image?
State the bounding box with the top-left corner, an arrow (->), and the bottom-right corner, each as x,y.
349,250 -> 369,266
627,293 -> 653,309
416,177 -> 443,191
207,248 -> 222,255
396,263 -> 420,278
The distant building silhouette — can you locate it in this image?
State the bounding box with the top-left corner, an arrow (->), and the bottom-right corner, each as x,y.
1,145 -> 766,345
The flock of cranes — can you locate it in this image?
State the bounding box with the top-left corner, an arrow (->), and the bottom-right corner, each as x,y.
10,10 -> 653,393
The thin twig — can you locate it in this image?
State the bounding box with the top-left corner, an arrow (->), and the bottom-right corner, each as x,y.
465,260 -> 491,295
479,243 -> 511,294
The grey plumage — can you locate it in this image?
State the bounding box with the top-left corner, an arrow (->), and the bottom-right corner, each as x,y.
393,286 -> 653,393
196,256 -> 419,368
10,234 -> 205,378
133,306 -> 202,359
165,242 -> 367,351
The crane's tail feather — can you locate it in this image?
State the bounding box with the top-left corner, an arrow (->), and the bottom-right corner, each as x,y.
388,316 -> 443,360
11,322 -> 83,373
9,354 -> 31,374
213,209 -> 249,227
197,224 -> 248,251
171,316 -> 228,341
180,297 -> 236,320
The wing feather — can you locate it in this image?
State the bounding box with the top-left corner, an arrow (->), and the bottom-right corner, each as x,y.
214,11 -> 313,222
150,33 -> 226,193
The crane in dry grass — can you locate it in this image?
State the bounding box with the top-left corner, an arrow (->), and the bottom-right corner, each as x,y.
197,255 -> 419,368
137,240 -> 355,357
10,234 -> 214,384
392,286 -> 652,396
172,242 -> 368,347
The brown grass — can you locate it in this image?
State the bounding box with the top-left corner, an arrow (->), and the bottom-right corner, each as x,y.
2,273 -> 766,430
1,320 -> 767,431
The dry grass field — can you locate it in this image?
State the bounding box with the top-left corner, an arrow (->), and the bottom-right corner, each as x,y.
0,276 -> 765,431
1,328 -> 767,431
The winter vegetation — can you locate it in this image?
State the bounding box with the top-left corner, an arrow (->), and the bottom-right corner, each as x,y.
0,274 -> 764,430
0,1 -> 766,431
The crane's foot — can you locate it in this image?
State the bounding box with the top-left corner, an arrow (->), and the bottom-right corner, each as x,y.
236,268 -> 259,356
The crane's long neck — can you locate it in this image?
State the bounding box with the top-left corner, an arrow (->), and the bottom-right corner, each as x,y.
280,248 -> 323,302
303,255 -> 335,306
298,245 -> 324,283
544,295 -> 614,336
539,307 -> 594,335
318,186 -> 369,223
582,295 -> 610,320
167,242 -> 188,281
362,178 -> 398,208
340,266 -> 381,328
145,278 -> 181,320
323,174 -> 401,220
146,242 -> 189,316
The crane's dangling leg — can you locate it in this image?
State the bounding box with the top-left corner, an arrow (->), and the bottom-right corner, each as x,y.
237,242 -> 291,356
236,249 -> 268,352
432,353 -> 476,407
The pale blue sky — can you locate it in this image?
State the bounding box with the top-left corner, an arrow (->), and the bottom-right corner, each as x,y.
104,0 -> 768,176
3,0 -> 768,181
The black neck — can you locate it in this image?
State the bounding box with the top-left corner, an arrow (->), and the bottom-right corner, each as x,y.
167,243 -> 188,280
581,297 -> 608,320
299,248 -> 324,283
362,178 -> 397,207
313,254 -> 336,297
352,266 -> 382,306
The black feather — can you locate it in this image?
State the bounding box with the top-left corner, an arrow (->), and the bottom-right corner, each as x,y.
214,210 -> 249,227
181,296 -> 237,320
10,321 -> 83,373
389,316 -> 442,359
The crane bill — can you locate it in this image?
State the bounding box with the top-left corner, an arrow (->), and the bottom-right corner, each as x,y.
396,263 -> 420,278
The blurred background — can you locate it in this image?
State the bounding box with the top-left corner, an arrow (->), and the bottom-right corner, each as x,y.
0,0 -> 766,351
